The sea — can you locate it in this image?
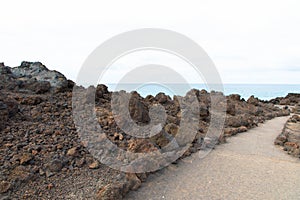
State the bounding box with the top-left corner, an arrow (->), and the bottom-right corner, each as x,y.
106,84 -> 300,100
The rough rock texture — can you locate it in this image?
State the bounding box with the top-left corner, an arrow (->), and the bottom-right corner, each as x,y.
0,62 -> 70,94
0,62 -> 125,199
268,93 -> 300,106
0,62 -> 292,199
11,61 -> 68,92
294,104 -> 300,114
275,115 -> 300,157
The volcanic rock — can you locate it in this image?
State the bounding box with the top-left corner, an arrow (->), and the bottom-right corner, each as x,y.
247,95 -> 259,106
11,61 -> 68,91
0,181 -> 11,194
275,115 -> 300,157
0,61 -> 294,199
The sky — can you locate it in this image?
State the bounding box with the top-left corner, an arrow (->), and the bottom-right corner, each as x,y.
1,0 -> 300,84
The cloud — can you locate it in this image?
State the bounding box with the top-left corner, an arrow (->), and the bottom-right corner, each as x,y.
1,0 -> 300,84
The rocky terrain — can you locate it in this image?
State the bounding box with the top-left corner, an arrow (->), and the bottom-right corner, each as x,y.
272,93 -> 300,158
268,93 -> 300,106
275,106 -> 300,158
0,62 -> 291,199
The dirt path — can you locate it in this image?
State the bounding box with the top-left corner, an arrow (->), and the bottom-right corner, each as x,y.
125,116 -> 300,200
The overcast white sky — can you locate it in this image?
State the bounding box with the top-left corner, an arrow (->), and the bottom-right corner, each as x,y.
1,0 -> 300,84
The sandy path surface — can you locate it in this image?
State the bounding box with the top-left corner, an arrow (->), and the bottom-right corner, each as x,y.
125,116 -> 300,200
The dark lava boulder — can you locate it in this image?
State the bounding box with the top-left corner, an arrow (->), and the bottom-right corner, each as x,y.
11,61 -> 69,92
247,95 -> 259,106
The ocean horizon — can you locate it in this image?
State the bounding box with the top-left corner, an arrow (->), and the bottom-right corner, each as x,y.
106,83 -> 300,100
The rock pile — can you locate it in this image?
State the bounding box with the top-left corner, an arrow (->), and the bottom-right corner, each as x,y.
0,62 -> 292,199
275,115 -> 300,157
268,93 -> 300,106
295,104 -> 300,114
